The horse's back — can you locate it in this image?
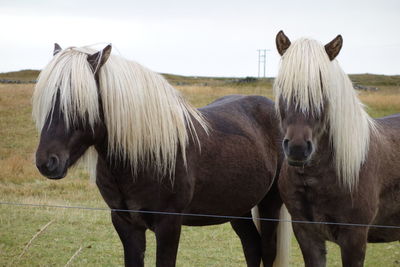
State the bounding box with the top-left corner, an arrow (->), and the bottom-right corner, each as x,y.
200,94 -> 275,114
199,95 -> 278,136
376,113 -> 400,128
198,94 -> 281,157
199,95 -> 281,159
372,113 -> 400,160
374,113 -> 400,156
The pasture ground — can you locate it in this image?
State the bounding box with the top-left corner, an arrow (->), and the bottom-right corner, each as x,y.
1,73 -> 400,266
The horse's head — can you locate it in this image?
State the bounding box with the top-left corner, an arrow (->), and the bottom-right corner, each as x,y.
277,98 -> 322,167
274,31 -> 343,167
34,44 -> 111,179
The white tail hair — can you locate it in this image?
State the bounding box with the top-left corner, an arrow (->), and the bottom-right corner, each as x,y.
273,205 -> 291,267
251,205 -> 291,267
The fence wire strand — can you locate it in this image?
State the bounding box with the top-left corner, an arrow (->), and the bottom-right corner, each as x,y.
1,201 -> 400,229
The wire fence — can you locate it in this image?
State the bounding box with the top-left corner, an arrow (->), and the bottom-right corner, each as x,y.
1,201 -> 400,229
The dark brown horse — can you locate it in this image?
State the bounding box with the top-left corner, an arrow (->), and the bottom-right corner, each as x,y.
32,44 -> 290,267
274,30 -> 400,267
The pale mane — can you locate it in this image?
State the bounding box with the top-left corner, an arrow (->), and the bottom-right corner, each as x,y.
33,46 -> 208,179
274,38 -> 377,191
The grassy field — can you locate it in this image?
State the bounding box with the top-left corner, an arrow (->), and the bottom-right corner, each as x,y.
0,74 -> 400,266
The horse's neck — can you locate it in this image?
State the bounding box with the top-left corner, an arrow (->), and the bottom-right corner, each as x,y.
93,136 -> 139,177
94,145 -> 168,181
92,125 -> 187,181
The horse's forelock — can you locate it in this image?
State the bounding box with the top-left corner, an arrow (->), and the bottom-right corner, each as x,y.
33,47 -> 100,132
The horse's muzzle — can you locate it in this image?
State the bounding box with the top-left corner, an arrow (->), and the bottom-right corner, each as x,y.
36,153 -> 68,179
283,139 -> 313,167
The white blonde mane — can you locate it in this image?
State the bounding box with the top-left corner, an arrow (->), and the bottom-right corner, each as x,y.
33,46 -> 208,179
274,38 -> 376,191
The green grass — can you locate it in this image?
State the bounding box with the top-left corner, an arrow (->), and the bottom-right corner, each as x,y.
1,78 -> 400,266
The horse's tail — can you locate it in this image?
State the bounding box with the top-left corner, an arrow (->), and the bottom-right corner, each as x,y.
251,206 -> 262,233
251,206 -> 264,267
273,205 -> 291,267
251,205 -> 292,267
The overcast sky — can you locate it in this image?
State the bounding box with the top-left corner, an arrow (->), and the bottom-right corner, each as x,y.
1,0 -> 399,77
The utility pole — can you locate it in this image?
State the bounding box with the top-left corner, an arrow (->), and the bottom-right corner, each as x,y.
257,49 -> 270,78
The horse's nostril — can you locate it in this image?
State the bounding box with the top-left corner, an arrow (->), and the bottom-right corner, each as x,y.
283,139 -> 289,150
46,154 -> 59,172
305,141 -> 313,156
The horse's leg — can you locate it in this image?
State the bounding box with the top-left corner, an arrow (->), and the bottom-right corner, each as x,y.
111,211 -> 146,267
154,214 -> 182,267
337,228 -> 368,267
230,213 -> 262,267
257,183 -> 283,267
293,224 -> 327,267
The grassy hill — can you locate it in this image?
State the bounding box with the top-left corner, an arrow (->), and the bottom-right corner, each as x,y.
0,70 -> 40,82
1,69 -> 399,87
350,74 -> 400,86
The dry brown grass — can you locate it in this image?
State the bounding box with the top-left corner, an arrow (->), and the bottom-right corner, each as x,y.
0,84 -> 39,185
359,86 -> 400,117
0,70 -> 39,82
178,84 -> 273,108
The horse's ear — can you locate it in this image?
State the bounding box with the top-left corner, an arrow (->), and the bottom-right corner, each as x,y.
325,35 -> 343,61
53,43 -> 62,56
276,30 -> 291,56
87,44 -> 112,74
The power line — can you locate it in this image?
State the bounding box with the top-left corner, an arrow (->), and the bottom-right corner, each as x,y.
257,49 -> 270,78
1,201 -> 400,229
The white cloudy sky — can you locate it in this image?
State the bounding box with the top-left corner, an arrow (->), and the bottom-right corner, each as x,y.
1,0 -> 399,77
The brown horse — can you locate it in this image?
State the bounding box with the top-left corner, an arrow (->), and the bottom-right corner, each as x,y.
273,30 -> 400,267
32,44 -> 290,267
